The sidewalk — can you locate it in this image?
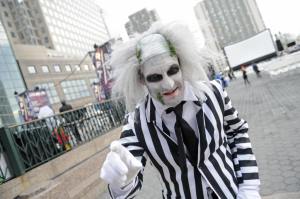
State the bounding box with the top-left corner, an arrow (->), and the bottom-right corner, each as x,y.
100,69 -> 300,198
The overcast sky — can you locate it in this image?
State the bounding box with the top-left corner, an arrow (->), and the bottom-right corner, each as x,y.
97,0 -> 300,45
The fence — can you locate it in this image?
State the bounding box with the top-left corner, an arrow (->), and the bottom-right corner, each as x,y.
0,98 -> 126,184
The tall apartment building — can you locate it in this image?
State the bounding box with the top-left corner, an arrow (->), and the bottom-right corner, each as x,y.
0,0 -> 110,57
0,19 -> 26,126
194,0 -> 265,70
0,0 -> 112,117
125,8 -> 159,37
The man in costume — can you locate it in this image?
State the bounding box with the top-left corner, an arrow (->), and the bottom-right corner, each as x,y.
100,22 -> 260,199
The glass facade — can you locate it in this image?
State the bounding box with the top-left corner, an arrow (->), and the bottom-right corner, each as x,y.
38,0 -> 110,56
61,79 -> 90,101
0,20 -> 26,126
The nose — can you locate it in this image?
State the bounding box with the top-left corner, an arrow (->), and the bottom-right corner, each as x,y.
161,74 -> 175,90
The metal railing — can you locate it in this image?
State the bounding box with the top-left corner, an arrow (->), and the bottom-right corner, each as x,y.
0,98 -> 126,184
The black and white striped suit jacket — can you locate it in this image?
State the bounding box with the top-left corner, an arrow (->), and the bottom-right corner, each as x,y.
111,80 -> 260,199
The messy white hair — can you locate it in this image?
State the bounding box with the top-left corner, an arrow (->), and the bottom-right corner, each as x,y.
111,21 -> 210,111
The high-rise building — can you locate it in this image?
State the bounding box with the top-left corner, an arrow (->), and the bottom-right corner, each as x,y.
0,0 -> 110,57
0,19 -> 26,126
194,0 -> 265,50
125,8 -> 159,37
194,0 -> 265,70
0,0 -> 112,116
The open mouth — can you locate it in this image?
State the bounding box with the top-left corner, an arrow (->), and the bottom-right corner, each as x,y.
163,87 -> 178,96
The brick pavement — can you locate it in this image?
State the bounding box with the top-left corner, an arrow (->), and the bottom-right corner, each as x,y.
100,69 -> 300,198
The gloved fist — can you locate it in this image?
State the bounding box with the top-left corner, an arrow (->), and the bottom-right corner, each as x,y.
100,141 -> 143,188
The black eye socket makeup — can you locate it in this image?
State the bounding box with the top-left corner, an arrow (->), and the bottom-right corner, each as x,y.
167,64 -> 180,76
146,74 -> 163,82
145,64 -> 180,83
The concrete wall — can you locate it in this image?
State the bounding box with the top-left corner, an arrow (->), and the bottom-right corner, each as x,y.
0,127 -> 121,199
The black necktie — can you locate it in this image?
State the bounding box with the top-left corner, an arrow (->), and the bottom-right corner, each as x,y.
166,102 -> 199,167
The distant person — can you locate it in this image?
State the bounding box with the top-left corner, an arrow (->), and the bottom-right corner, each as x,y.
229,68 -> 236,80
228,72 -> 233,80
252,63 -> 261,78
59,100 -> 82,143
215,72 -> 228,88
241,65 -> 251,85
59,100 -> 73,112
38,105 -> 54,119
38,105 -> 58,137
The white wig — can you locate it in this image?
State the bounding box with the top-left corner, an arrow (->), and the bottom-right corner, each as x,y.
111,21 -> 210,111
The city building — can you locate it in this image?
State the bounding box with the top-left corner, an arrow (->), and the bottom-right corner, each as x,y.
0,19 -> 26,126
125,8 -> 159,37
0,0 -> 110,57
0,0 -> 112,117
13,44 -> 97,112
194,0 -> 265,70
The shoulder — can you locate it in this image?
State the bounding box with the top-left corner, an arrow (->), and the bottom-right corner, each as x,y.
210,79 -> 224,92
191,80 -> 223,94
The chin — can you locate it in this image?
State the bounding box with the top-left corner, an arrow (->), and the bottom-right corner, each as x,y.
163,88 -> 183,107
163,96 -> 183,107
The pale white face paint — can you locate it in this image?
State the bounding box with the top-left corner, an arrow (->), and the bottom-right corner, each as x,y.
141,54 -> 184,107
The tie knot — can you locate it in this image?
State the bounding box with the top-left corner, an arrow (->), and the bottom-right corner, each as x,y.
165,101 -> 186,115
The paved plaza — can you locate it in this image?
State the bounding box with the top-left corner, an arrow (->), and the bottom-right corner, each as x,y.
100,68 -> 300,198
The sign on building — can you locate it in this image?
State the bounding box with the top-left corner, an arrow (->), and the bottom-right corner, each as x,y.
16,89 -> 52,122
92,41 -> 114,102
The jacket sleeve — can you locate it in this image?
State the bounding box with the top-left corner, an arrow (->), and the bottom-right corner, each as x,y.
108,112 -> 148,199
211,80 -> 260,188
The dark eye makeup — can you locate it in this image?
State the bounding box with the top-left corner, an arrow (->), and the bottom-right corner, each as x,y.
146,64 -> 180,83
167,64 -> 179,76
146,74 -> 163,82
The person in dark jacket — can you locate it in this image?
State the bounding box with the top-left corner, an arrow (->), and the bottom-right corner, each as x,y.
59,100 -> 82,143
59,100 -> 73,113
241,65 -> 251,85
252,63 -> 261,78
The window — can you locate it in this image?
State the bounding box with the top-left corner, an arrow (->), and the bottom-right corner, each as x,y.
74,65 -> 80,71
27,66 -> 36,74
41,65 -> 49,73
15,21 -> 20,29
53,65 -> 61,72
11,32 -> 16,38
31,20 -> 36,27
18,32 -> 24,39
41,27 -> 46,33
34,30 -> 39,36
61,79 -> 90,100
83,64 -> 89,71
65,65 -> 71,72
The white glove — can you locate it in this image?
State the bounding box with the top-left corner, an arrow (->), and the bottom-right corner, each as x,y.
100,141 -> 143,189
237,185 -> 261,199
